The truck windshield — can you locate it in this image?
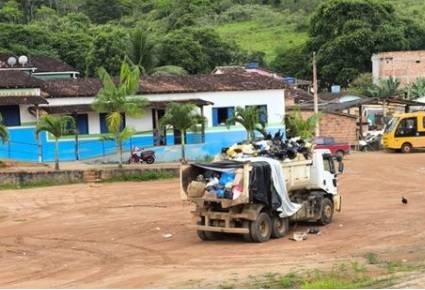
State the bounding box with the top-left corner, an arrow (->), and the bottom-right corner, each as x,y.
384,117 -> 399,133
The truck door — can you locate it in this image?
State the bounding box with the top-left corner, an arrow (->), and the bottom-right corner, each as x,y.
322,154 -> 337,195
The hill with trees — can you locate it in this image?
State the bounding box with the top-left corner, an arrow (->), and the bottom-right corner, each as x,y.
2,0 -> 425,89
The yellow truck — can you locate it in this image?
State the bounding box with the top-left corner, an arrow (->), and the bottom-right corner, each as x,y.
383,111 -> 425,153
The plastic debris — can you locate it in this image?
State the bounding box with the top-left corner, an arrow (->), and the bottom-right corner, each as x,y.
162,233 -> 173,240
290,231 -> 308,241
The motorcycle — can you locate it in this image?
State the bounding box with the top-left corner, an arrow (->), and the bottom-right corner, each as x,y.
128,147 -> 156,164
359,131 -> 383,152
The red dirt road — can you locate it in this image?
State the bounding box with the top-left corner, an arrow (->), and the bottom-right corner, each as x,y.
0,152 -> 425,288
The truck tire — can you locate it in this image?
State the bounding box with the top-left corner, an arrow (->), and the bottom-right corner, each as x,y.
401,143 -> 412,153
250,212 -> 272,243
197,221 -> 221,241
197,230 -> 220,241
319,198 -> 334,225
242,221 -> 253,242
271,216 -> 289,239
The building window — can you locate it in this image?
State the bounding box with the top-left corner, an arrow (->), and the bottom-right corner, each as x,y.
246,105 -> 268,124
100,113 -> 126,133
212,107 -> 234,126
0,105 -> 21,127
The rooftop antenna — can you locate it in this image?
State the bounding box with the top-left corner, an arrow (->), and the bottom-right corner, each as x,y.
7,56 -> 17,67
18,55 -> 28,67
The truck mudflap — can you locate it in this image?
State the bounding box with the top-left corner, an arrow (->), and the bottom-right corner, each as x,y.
333,195 -> 342,212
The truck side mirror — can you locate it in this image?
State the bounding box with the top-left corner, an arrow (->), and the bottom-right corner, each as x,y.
338,160 -> 344,174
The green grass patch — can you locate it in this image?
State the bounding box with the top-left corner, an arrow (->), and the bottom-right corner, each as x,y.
215,20 -> 308,62
103,170 -> 178,183
244,259 -> 425,289
0,179 -> 78,191
366,252 -> 379,264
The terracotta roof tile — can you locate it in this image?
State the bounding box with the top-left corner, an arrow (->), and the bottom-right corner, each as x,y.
0,53 -> 77,72
0,71 -> 43,88
43,73 -> 285,98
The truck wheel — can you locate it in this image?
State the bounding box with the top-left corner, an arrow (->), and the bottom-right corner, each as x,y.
319,198 -> 334,225
197,220 -> 221,241
242,221 -> 253,242
271,216 -> 289,239
401,143 -> 412,153
197,230 -> 220,241
250,212 -> 272,243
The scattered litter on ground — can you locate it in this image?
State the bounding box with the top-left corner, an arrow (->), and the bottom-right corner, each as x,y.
155,227 -> 161,231
308,227 -> 320,235
339,224 -> 344,227
290,231 -> 308,241
162,233 -> 173,240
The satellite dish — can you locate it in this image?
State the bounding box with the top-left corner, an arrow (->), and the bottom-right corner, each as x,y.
18,55 -> 28,67
7,56 -> 17,67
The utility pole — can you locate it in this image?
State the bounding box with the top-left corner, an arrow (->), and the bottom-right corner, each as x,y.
313,51 -> 320,137
36,105 -> 42,163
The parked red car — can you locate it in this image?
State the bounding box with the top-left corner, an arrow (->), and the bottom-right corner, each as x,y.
314,137 -> 350,157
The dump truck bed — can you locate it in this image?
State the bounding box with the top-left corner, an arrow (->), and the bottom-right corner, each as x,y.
180,158 -> 313,207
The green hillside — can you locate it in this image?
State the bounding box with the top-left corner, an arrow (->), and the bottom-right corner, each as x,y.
2,0 -> 425,80
216,20 -> 308,62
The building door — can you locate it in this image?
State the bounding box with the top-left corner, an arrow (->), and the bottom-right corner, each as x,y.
0,105 -> 21,127
75,114 -> 89,135
152,109 -> 167,146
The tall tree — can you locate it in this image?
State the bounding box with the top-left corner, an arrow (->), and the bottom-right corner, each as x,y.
92,61 -> 148,168
81,0 -> 130,24
0,114 -> 9,144
226,106 -> 266,142
36,115 -> 75,170
85,25 -> 128,76
159,102 -> 206,162
0,0 -> 23,23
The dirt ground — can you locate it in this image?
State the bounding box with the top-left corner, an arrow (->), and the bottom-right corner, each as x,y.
1,152 -> 425,288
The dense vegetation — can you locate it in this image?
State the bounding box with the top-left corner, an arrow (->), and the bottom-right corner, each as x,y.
2,0 -> 425,89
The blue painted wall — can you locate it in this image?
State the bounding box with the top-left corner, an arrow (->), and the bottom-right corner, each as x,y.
0,125 -> 284,163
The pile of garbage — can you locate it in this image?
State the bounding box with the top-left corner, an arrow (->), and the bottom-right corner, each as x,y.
187,167 -> 243,200
219,130 -> 312,162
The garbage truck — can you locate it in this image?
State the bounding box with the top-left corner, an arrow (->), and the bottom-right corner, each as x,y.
180,149 -> 344,243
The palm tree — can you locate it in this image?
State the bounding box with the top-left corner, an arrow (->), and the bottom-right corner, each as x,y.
92,61 -> 148,168
159,102 -> 206,162
226,106 -> 266,142
0,114 -> 9,144
127,28 -> 158,75
367,77 -> 400,121
285,107 -> 320,140
36,115 -> 75,170
127,28 -> 187,76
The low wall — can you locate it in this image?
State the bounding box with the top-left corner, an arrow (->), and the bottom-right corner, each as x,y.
0,170 -> 84,186
0,167 -> 179,188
